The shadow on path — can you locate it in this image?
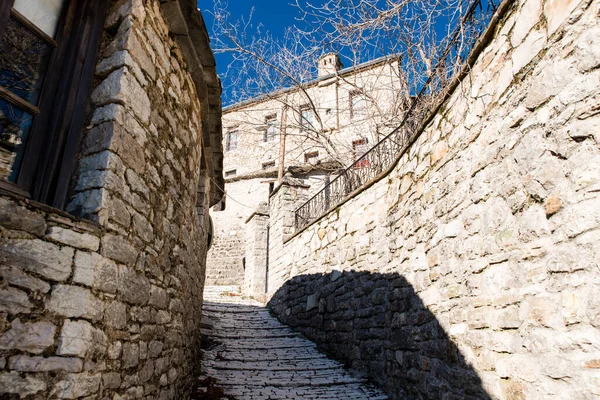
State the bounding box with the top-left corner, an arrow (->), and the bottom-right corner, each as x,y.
268,271 -> 491,400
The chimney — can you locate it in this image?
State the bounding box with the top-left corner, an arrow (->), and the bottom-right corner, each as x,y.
317,53 -> 343,78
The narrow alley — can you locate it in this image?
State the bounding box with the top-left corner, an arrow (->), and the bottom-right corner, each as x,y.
195,287 -> 388,400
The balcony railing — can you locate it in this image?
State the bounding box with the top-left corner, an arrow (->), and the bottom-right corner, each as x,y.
294,0 -> 502,232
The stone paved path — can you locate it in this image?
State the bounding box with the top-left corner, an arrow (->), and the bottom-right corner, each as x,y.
197,286 -> 388,400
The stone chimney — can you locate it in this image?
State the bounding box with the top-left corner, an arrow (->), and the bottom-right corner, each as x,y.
317,53 -> 343,78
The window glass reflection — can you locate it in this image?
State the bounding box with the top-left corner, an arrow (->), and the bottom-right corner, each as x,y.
13,0 -> 65,38
0,16 -> 52,105
0,98 -> 33,181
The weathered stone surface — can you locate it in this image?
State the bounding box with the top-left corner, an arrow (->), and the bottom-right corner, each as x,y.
52,373 -> 101,399
8,355 -> 83,373
0,287 -> 33,314
73,251 -> 119,293
122,342 -> 139,368
0,240 -> 74,282
0,265 -> 51,293
103,371 -> 122,389
91,67 -> 151,123
118,266 -> 151,305
57,319 -> 95,358
101,234 -> 138,265
46,227 -> 100,251
0,197 -> 46,235
105,300 -> 127,329
0,371 -> 47,397
149,285 -> 168,309
48,285 -> 104,321
0,319 -> 56,354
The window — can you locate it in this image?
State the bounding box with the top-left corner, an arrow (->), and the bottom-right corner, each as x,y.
300,105 -> 316,132
0,0 -> 108,208
304,151 -> 319,164
350,91 -> 367,119
264,114 -> 277,142
225,169 -> 237,177
226,130 -> 238,151
352,138 -> 369,168
262,161 -> 275,170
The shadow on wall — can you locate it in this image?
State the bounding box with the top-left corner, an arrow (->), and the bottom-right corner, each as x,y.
268,270 -> 491,400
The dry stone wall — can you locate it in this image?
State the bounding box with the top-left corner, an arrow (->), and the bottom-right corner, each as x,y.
0,0 -> 221,398
268,0 -> 600,398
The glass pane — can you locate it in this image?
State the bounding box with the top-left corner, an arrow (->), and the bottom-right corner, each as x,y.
13,0 -> 65,38
0,98 -> 34,182
0,16 -> 53,105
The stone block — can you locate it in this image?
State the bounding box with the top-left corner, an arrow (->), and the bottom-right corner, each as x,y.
73,251 -> 119,294
118,266 -> 151,305
0,240 -> 74,282
510,0 -> 542,46
544,0 -> 580,36
0,265 -> 51,293
122,342 -> 139,368
149,285 -> 168,309
52,373 -> 101,399
0,197 -> 46,235
102,234 -> 138,265
0,287 -> 33,314
46,227 -> 100,251
105,301 -> 127,329
47,285 -> 104,321
0,371 -> 46,397
306,294 -> 318,311
91,67 -> 150,123
0,319 -> 56,354
8,355 -> 83,372
57,319 -> 94,358
103,372 -> 122,389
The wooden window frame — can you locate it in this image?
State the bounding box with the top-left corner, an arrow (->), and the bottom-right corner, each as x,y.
0,0 -> 108,209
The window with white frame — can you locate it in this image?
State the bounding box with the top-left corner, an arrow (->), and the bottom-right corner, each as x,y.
264,114 -> 277,142
226,129 -> 238,151
300,105 -> 316,132
350,90 -> 367,119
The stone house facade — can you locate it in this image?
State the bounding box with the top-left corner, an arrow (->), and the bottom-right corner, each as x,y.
0,0 -> 223,399
207,55 -> 407,287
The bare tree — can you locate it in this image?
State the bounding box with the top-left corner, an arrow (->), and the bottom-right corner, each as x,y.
208,0 -> 480,176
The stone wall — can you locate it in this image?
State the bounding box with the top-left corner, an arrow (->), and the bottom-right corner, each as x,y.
268,0 -> 600,398
0,0 -> 222,398
206,178 -> 271,286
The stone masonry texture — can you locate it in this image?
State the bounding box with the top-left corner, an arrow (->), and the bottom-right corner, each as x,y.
267,0 -> 600,398
198,286 -> 388,399
0,0 -> 222,399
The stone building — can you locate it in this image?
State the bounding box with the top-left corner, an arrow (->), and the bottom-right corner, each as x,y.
207,54 -> 407,287
0,0 -> 223,398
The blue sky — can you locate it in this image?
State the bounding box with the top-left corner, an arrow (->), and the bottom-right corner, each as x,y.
199,0 -> 301,78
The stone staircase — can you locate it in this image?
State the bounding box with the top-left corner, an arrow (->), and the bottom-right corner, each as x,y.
195,286 -> 388,400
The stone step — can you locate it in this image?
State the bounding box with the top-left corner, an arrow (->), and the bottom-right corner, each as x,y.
197,286 -> 388,399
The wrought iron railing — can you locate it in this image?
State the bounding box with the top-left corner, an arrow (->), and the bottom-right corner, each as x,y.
294,0 -> 501,232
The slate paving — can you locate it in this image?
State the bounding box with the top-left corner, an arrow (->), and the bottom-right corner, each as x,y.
197,286 -> 388,400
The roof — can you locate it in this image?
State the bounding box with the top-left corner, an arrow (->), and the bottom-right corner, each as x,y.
222,54 -> 400,114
